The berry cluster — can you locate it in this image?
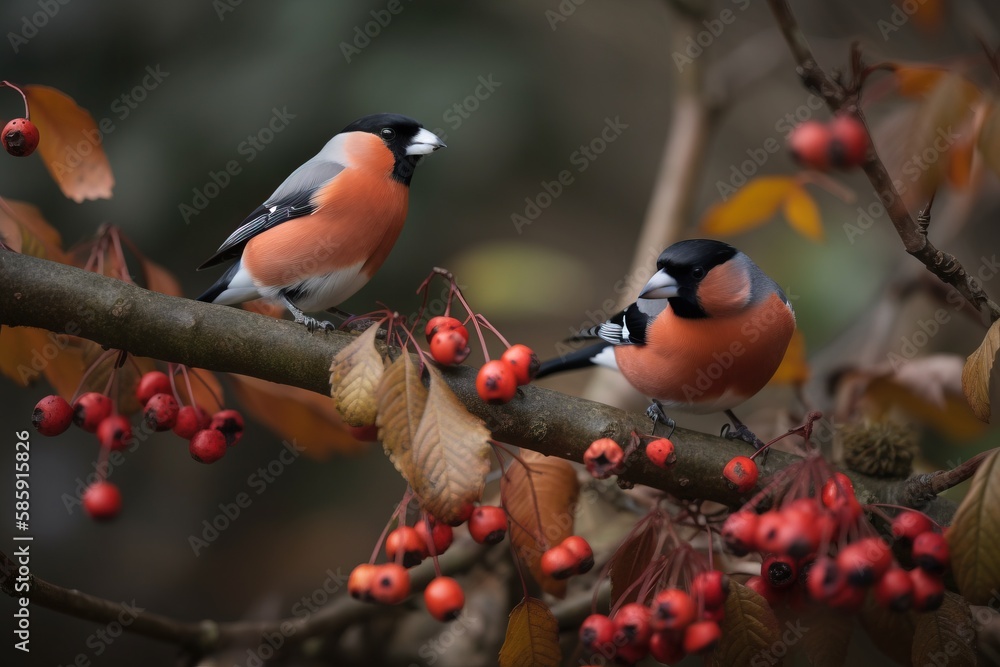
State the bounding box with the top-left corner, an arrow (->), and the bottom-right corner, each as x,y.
582,435 -> 677,480
788,115 -> 870,171
579,569 -> 729,664
722,471 -> 949,613
31,367 -> 243,521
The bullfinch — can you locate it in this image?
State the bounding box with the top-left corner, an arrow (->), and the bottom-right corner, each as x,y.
196,113 -> 446,331
536,239 -> 795,442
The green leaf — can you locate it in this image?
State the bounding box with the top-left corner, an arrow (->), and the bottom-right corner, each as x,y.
948,450 -> 1000,604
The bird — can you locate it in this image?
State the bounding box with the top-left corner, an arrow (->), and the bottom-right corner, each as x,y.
196,113 -> 446,331
536,239 -> 795,445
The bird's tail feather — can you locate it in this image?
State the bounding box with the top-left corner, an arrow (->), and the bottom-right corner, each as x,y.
196,262 -> 240,303
535,341 -> 610,379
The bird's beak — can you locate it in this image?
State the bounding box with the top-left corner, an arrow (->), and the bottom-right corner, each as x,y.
406,128 -> 447,156
639,269 -> 679,299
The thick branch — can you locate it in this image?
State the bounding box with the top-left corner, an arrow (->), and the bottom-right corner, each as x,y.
766,0 -> 1000,324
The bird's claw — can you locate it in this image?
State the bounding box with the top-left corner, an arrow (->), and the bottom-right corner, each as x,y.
297,314 -> 336,333
645,401 -> 676,437
722,422 -> 769,462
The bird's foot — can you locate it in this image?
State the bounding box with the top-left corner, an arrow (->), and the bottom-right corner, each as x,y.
721,411 -> 769,463
645,401 -> 676,438
295,313 -> 337,333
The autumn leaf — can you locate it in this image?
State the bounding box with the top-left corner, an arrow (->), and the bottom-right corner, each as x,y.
141,257 -> 183,297
24,85 -> 114,202
798,607 -> 853,667
947,450 -> 1000,604
711,581 -> 782,667
179,367 -> 225,413
911,592 -> 977,667
0,199 -> 66,262
904,0 -> 943,33
376,353 -> 428,482
410,365 -> 491,523
0,327 -> 84,395
330,323 -> 385,427
907,73 -> 977,203
229,374 -> 365,458
977,103 -> 1000,182
860,593 -> 916,666
782,184 -> 823,241
961,318 -> 1000,422
609,518 -> 659,607
893,65 -> 979,101
501,450 -> 579,598
701,177 -> 796,237
498,598 -> 560,667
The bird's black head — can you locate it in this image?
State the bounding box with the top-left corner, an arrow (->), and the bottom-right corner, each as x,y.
650,239 -> 739,318
340,113 -> 446,185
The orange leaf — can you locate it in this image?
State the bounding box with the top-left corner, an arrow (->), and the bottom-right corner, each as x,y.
769,329 -> 809,386
501,451 -> 580,598
700,177 -> 797,237
782,184 -> 823,242
24,85 -> 114,202
141,257 -> 183,297
177,367 -> 225,413
0,199 -> 66,262
893,65 -> 980,102
498,598 -> 561,667
904,0 -> 943,33
229,374 -> 365,458
0,326 -> 87,399
948,131 -> 976,189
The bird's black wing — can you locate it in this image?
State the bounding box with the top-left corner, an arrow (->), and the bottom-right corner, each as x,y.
578,298 -> 667,346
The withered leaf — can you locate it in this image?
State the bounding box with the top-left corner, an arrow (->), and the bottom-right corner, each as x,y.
498,597 -> 560,667
376,353 -> 428,484
711,581 -> 783,667
961,318 -> 1000,422
329,323 -> 385,427
948,449 -> 1000,604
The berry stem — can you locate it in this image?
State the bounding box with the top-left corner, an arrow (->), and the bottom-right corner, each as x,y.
69,349 -> 117,403
1,81 -> 30,119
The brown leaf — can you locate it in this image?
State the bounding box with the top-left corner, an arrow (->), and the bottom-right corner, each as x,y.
176,367 -> 225,413
376,353 -> 428,481
782,184 -> 824,242
0,199 -> 66,262
977,103 -> 1000,182
329,323 -> 385,427
501,450 -> 580,598
0,327 -> 83,395
700,177 -> 797,237
711,581 -> 782,667
141,257 -> 183,297
24,85 -> 114,202
609,518 -> 660,607
962,319 -> 1000,422
229,374 -> 365,458
769,329 -> 809,386
798,607 -> 853,667
859,593 -> 916,665
948,450 -> 1000,605
498,597 -> 561,667
410,365 -> 491,523
911,591 -> 977,667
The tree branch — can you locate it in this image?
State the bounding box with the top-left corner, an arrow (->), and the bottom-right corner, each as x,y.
766,0 -> 1000,324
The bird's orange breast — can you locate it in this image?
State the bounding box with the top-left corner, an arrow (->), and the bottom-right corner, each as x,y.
614,293 -> 795,412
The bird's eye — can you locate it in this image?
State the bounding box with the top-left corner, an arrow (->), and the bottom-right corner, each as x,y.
691,267 -> 706,279
380,128 -> 396,140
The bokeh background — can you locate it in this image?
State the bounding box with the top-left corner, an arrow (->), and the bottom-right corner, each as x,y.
3,0 -> 1000,665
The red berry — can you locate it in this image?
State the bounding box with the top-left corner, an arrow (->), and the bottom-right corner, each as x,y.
562,535 -> 594,574
891,510 -> 934,545
424,576 -> 464,621
143,393 -> 179,432
172,405 -> 211,439
32,395 -> 73,436
583,438 -> 624,479
755,511 -> 787,554
189,429 -> 227,463
386,526 -> 428,568
210,409 -> 244,446
136,371 -> 172,406
446,502 -> 475,527
745,575 -> 784,606
97,415 -> 132,451
649,629 -> 686,664
424,316 -> 467,342
778,505 -> 823,559
682,620 -> 721,655
348,563 -> 378,601
828,115 -> 869,169
348,424 -> 379,442
467,505 -> 507,545
72,392 -> 113,433
763,553 -> 799,589
805,557 -> 843,602
722,511 -> 759,556
370,563 -> 411,604
651,588 -> 697,631
430,330 -> 471,365
500,344 -> 539,385
541,545 -> 577,580
837,537 -> 893,587
822,472 -> 863,523
875,567 -> 914,612
475,360 -> 517,404
912,532 -> 950,575
415,518 -> 454,555
613,602 -> 653,650
579,614 -> 616,653
723,455 -> 759,493
645,437 -> 677,468
690,570 -> 729,610
2,118 -> 39,157
83,481 -> 122,521
827,581 -> 867,611
910,567 -> 945,611
788,120 -> 832,171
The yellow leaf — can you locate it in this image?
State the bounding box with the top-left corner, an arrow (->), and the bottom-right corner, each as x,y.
501,451 -> 579,598
330,323 -> 385,427
376,353 -> 428,481
410,365 -> 492,523
711,581 -> 782,667
947,450 -> 1000,604
769,329 -> 809,385
961,319 -> 1000,422
24,85 -> 114,202
700,177 -> 797,237
782,184 -> 823,241
498,598 -> 561,667
229,374 -> 365,458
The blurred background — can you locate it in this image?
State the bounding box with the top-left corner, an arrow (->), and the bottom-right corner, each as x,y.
2,0 -> 1000,664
